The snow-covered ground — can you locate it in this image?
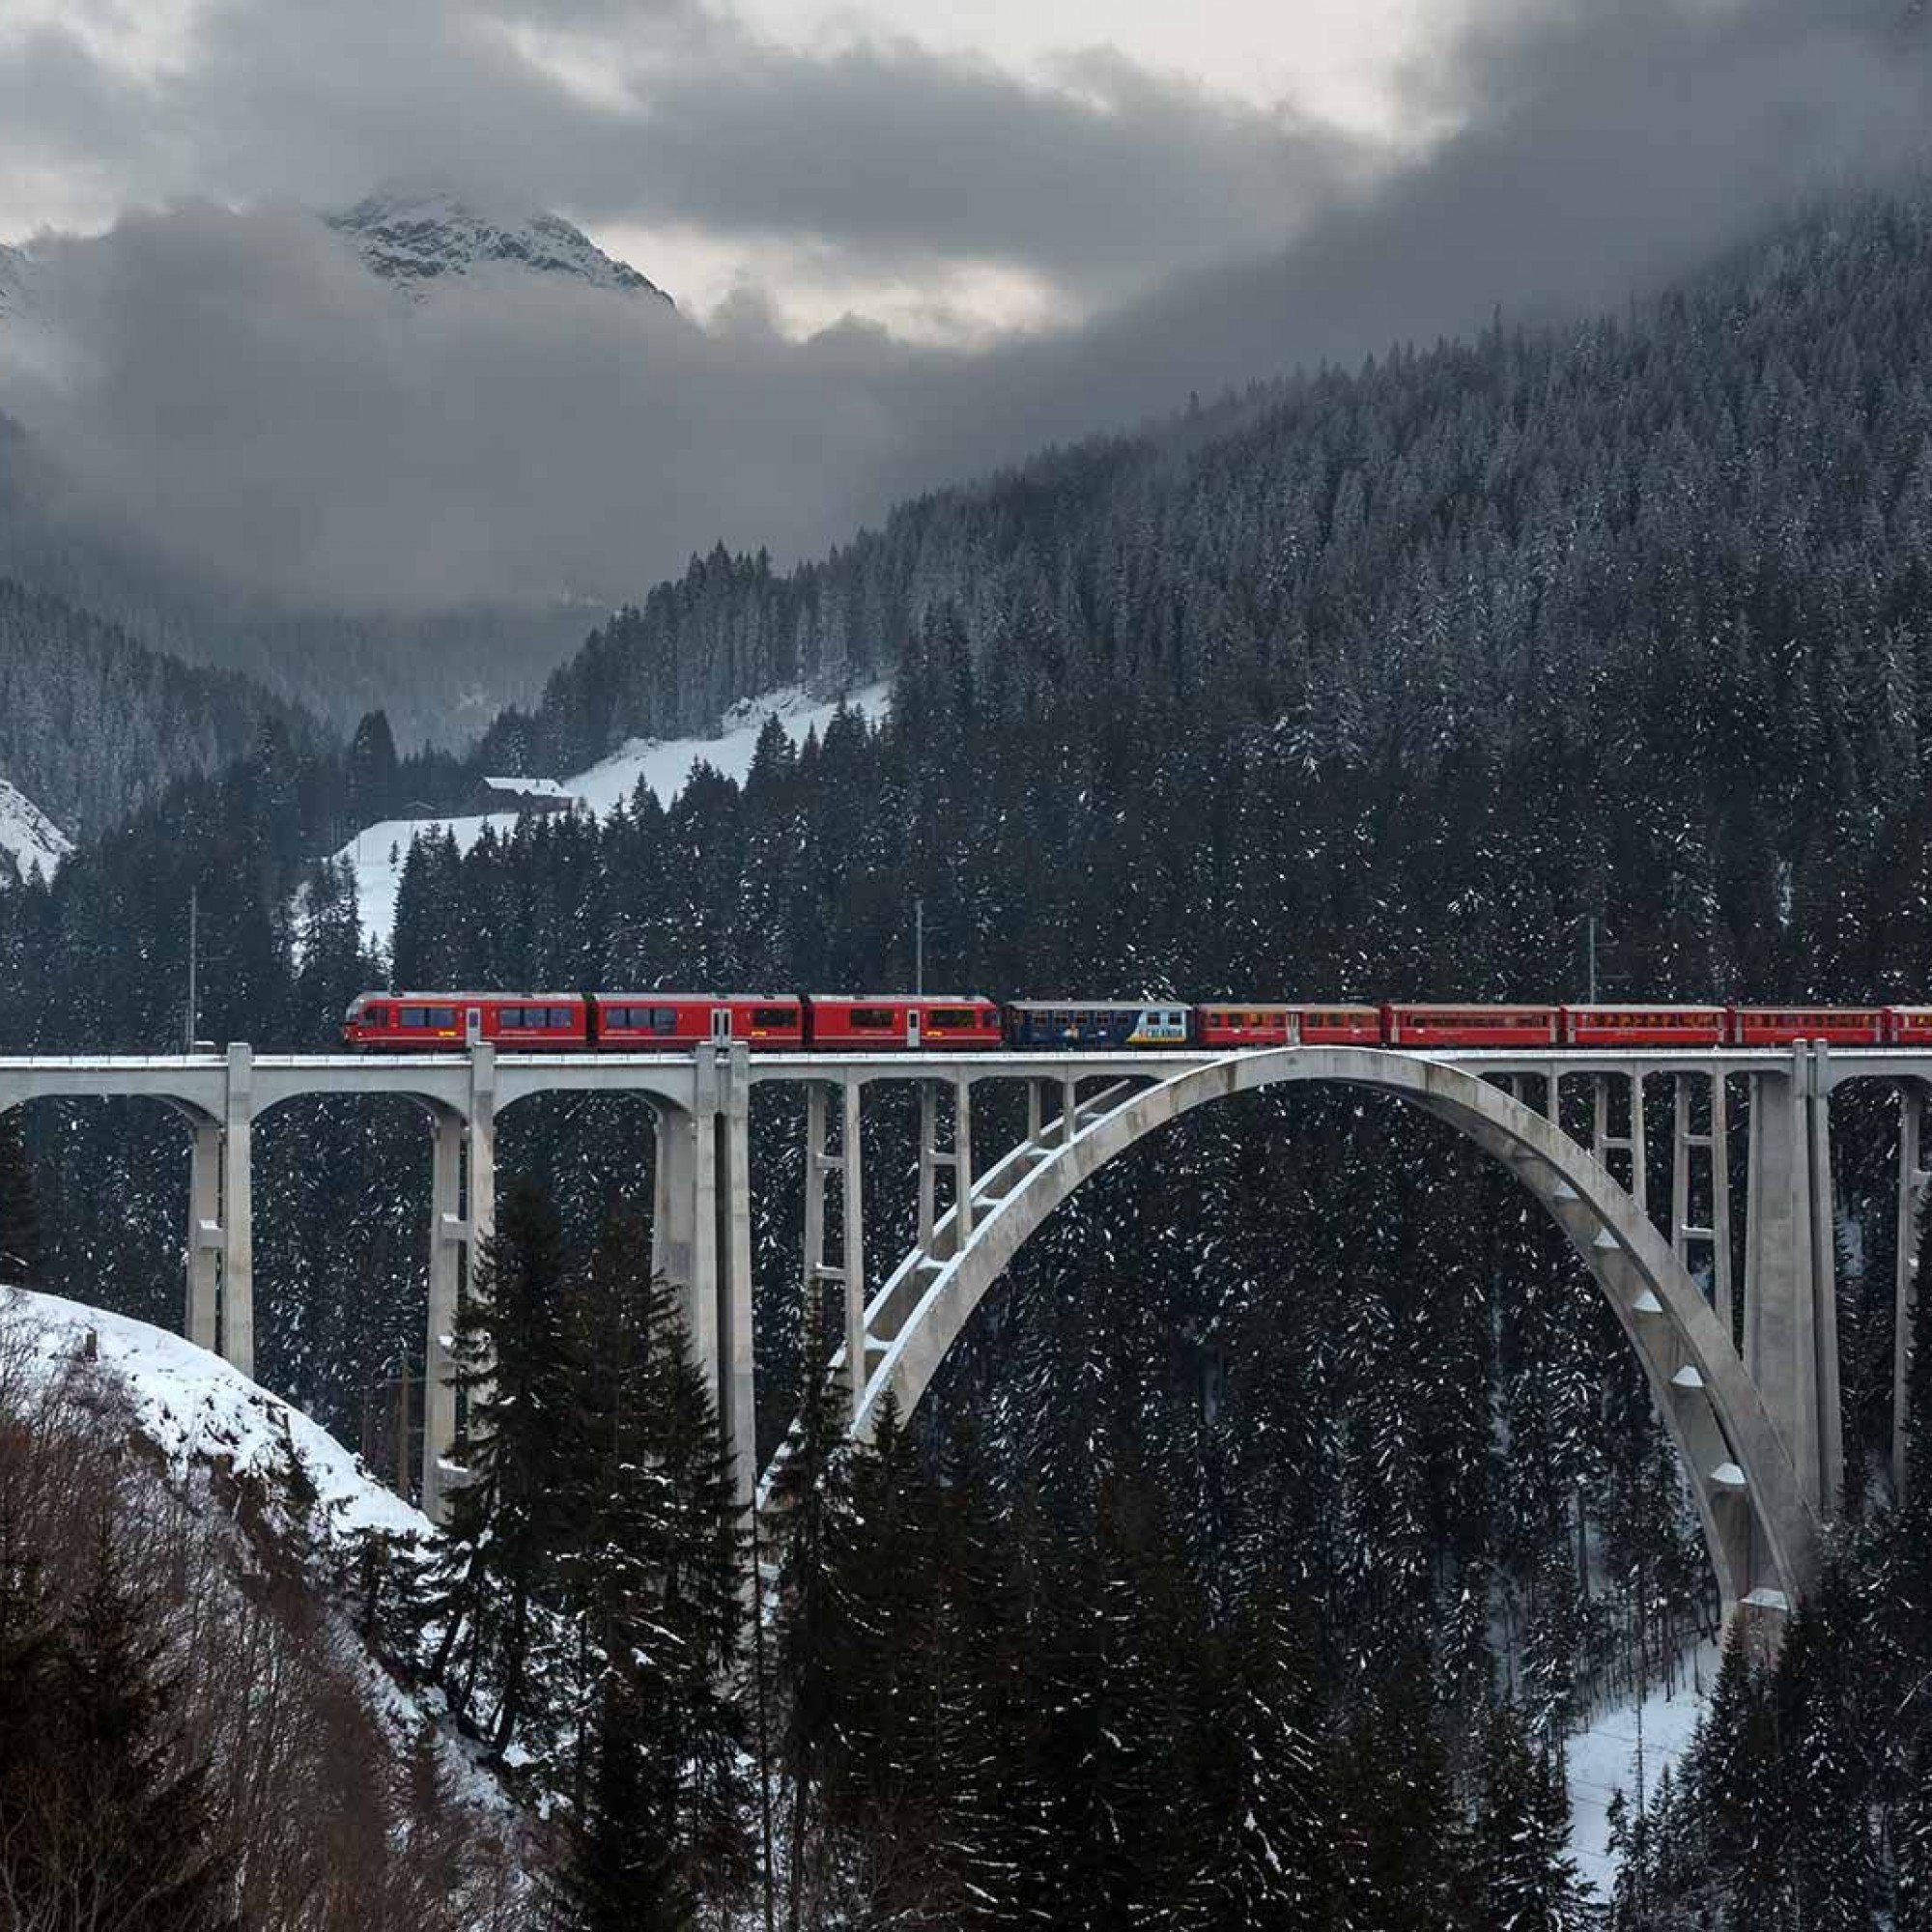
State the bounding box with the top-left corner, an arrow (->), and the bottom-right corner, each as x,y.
332,679 -> 892,952
0,776 -> 73,883
1567,1658 -> 1712,1898
8,1286 -> 424,1542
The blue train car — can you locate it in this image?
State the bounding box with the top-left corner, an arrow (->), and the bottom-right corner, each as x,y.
1006,1001 -> 1192,1048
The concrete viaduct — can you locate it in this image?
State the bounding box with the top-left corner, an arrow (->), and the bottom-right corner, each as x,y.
2,1038 -> 1927,1626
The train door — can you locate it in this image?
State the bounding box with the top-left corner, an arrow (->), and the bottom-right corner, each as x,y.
906,1007 -> 923,1049
466,1005 -> 483,1045
710,1007 -> 732,1046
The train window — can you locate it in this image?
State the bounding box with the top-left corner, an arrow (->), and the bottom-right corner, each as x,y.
600,1007 -> 625,1029
753,1007 -> 795,1029
428,1007 -> 456,1028
401,1007 -> 428,1027
928,1009 -> 976,1029
849,1008 -> 895,1030
546,1007 -> 570,1029
499,1006 -> 524,1027
366,1006 -> 389,1028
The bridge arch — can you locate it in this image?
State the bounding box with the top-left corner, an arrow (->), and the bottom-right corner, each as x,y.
843,1047 -> 1816,1623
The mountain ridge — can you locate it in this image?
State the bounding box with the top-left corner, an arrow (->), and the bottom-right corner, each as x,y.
327,182 -> 673,305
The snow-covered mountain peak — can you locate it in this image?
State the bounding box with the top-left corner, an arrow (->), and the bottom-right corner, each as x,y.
0,777 -> 72,883
327,181 -> 673,305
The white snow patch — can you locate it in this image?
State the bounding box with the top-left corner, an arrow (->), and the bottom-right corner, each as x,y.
332,679 -> 892,951
0,777 -> 73,883
1566,1657 -> 1711,1900
6,1287 -> 425,1543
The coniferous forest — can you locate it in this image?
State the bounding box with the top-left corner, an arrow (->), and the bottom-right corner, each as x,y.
10,184 -> 1932,1923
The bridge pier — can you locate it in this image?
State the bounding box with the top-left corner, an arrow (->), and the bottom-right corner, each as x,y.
1895,1080 -> 1929,1499
651,1045 -> 758,1511
185,1121 -> 221,1354
1744,1047 -> 1842,1518
218,1044 -> 255,1378
421,1111 -> 465,1520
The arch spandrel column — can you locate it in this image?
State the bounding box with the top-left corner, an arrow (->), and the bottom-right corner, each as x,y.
830,1047 -> 1819,1624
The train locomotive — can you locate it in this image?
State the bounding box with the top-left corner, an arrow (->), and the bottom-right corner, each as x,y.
341,993 -> 1932,1052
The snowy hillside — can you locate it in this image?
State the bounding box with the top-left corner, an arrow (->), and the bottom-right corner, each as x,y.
329,183 -> 672,304
334,680 -> 892,952
0,776 -> 72,882
10,1287 -> 424,1543
1566,1665 -> 1709,1899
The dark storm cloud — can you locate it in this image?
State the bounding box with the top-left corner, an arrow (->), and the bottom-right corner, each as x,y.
0,0 -> 1352,303
0,0 -> 1928,616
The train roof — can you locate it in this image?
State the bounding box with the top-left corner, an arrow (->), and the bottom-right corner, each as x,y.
1194,999 -> 1378,1010
806,992 -> 993,1005
1008,999 -> 1188,1011
1384,1001 -> 1560,1013
1565,1002 -> 1727,1012
355,990 -> 586,1004
593,991 -> 797,1003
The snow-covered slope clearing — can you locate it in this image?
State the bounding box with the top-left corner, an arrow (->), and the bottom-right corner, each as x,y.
1566,1662 -> 1710,1898
334,679 -> 892,952
10,1287 -> 422,1541
0,775 -> 72,882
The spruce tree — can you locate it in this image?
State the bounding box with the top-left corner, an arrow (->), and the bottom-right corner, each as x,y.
1177,1584 -> 1343,1929
766,1306 -> 859,1932
49,1522 -> 238,1930
1475,1695 -> 1588,1932
426,1174 -> 574,1759
0,1106 -> 39,1286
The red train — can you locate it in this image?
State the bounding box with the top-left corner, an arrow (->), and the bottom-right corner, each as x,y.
342,993 -> 1932,1053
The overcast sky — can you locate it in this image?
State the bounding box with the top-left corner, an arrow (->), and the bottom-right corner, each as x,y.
0,0 -> 1926,612
0,0 -> 1470,336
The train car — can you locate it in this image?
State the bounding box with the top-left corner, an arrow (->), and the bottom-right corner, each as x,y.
1887,1008 -> 1932,1045
1194,1003 -> 1381,1048
1562,1004 -> 1728,1047
1731,1007 -> 1886,1047
1382,1003 -> 1561,1048
1006,1001 -> 1192,1049
806,995 -> 1004,1050
591,994 -> 805,1050
342,992 -> 590,1050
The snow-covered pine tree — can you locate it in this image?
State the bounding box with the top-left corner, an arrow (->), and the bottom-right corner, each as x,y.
424,1174 -> 574,1760
0,1106 -> 39,1284
1176,1582 -> 1342,1930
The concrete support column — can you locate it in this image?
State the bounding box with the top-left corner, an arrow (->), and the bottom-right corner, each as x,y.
220,1044 -> 254,1378
1026,1080 -> 1043,1145
1628,1069 -> 1648,1222
653,1101 -> 696,1289
917,1084 -> 938,1253
685,1045 -> 721,1381
1808,1044 -> 1843,1513
460,1045 -> 497,1431
1061,1077 -> 1077,1146
953,1075 -> 976,1244
1894,1081 -> 1928,1499
1743,1050 -> 1841,1517
840,1078 -> 866,1418
467,1044 -> 497,1265
185,1121 -> 221,1353
1712,1073 -> 1734,1337
421,1110 -> 465,1521
1672,1075 -> 1692,1268
804,1082 -> 830,1299
718,1044 -> 757,1512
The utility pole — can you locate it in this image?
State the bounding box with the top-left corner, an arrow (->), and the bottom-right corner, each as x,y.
1586,914 -> 1598,1005
185,886 -> 199,1052
915,897 -> 924,996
